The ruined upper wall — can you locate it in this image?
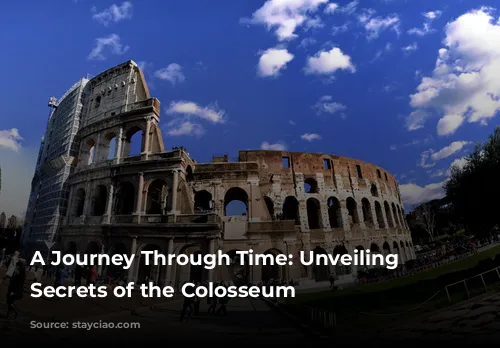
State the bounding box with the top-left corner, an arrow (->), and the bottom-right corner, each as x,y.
81,60 -> 151,126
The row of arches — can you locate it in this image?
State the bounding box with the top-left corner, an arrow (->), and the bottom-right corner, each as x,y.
85,126 -> 143,165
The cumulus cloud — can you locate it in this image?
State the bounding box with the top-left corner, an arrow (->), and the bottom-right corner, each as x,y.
406,8 -> 500,135
0,128 -> 23,152
358,10 -> 400,39
154,64 -> 185,85
261,141 -> 286,151
87,34 -> 129,60
402,42 -> 418,54
91,1 -> 132,26
399,181 -> 446,206
407,10 -> 442,36
418,140 -> 471,167
304,47 -> 355,75
325,1 -> 358,15
301,133 -> 321,141
312,95 -> 347,115
243,0 -> 328,41
165,101 -> 225,136
257,48 -> 294,77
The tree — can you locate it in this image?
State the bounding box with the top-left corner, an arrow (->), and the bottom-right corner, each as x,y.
416,203 -> 436,241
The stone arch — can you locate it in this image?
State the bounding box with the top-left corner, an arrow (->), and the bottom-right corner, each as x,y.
186,165 -> 194,182
73,188 -> 85,216
146,179 -> 169,214
369,243 -> 380,253
392,203 -> 400,227
306,198 -> 322,229
327,197 -> 342,228
116,181 -> 135,215
392,241 -> 399,253
333,245 -> 351,275
224,187 -> 248,216
226,249 -> 249,285
261,248 -> 284,282
384,201 -> 394,228
194,189 -> 212,212
346,197 -> 359,224
405,241 -> 409,248
264,196 -> 274,219
370,183 -> 378,197
175,244 -> 204,285
283,196 -> 300,225
355,245 -> 364,251
374,201 -> 385,228
106,243 -> 128,278
361,198 -> 373,224
105,132 -> 117,160
87,139 -> 96,165
312,246 -> 330,281
124,126 -> 143,157
382,242 -> 391,256
64,241 -> 77,255
137,244 -> 164,284
304,178 -> 318,193
92,185 -> 107,216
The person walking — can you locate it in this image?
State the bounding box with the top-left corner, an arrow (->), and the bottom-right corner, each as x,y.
6,260 -> 26,319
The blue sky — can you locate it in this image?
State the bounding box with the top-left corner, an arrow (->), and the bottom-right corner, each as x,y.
1,0 -> 500,218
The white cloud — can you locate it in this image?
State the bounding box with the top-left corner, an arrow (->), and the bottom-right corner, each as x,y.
0,128 -> 23,152
261,141 -> 286,151
324,3 -> 339,14
257,48 -> 294,77
418,140 -> 471,168
399,181 -> 445,206
87,34 -> 129,60
244,0 -> 328,41
312,95 -> 347,115
301,133 -> 321,141
91,1 -> 132,26
332,23 -> 349,35
304,47 -> 355,75
166,101 -> 225,123
328,1 -> 358,15
298,37 -> 317,49
154,64 -> 185,85
407,8 -> 500,135
166,121 -> 204,137
407,10 -> 442,36
402,42 -> 418,54
446,156 -> 468,175
358,11 -> 400,39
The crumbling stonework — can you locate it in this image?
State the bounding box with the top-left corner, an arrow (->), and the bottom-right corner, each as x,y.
57,60 -> 415,287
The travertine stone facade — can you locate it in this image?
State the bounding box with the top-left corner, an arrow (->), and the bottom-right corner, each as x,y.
56,60 -> 415,287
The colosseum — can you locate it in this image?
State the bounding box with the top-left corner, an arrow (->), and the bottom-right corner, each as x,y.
58,60 -> 415,288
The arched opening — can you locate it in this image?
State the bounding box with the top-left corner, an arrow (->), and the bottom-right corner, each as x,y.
312,247 -> 330,281
107,243 -> 128,279
307,198 -> 322,229
227,249 -> 249,286
125,126 -> 142,157
105,133 -> 117,160
375,201 -> 385,228
186,165 -> 194,182
190,251 -> 203,282
392,203 -> 400,227
116,182 -> 135,215
194,190 -> 212,212
304,178 -> 318,193
361,198 -> 373,224
355,245 -> 364,251
73,188 -> 85,216
405,241 -> 409,248
400,241 -> 406,263
92,185 -> 107,216
369,243 -> 380,253
146,179 -> 168,214
327,197 -> 342,228
384,201 -> 394,228
282,196 -> 300,225
370,184 -> 378,197
264,196 -> 274,219
137,244 -> 163,284
64,242 -> 77,255
87,139 -> 96,165
175,245 -> 203,285
85,241 -> 100,255
383,242 -> 391,256
94,96 -> 101,108
346,197 -> 359,224
333,245 -> 351,275
224,187 -> 248,216
261,249 -> 283,282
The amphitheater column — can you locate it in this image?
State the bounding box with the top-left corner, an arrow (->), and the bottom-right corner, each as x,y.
135,173 -> 144,222
83,181 -> 92,217
170,170 -> 179,214
115,127 -> 124,164
164,238 -> 174,286
103,182 -> 115,224
141,119 -> 151,159
339,200 -> 350,230
97,243 -> 105,276
127,236 -> 138,282
208,238 -> 215,281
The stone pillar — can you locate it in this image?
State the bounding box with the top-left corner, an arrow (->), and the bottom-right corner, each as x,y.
83,181 -> 92,216
104,182 -> 115,224
115,127 -> 124,164
141,119 -> 151,156
170,170 -> 179,214
370,201 -> 379,230
95,132 -> 101,162
164,238 -> 174,286
66,185 -> 75,218
339,201 -> 350,230
135,173 -> 144,217
127,237 -> 138,282
97,244 -> 105,276
208,238 -> 215,282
